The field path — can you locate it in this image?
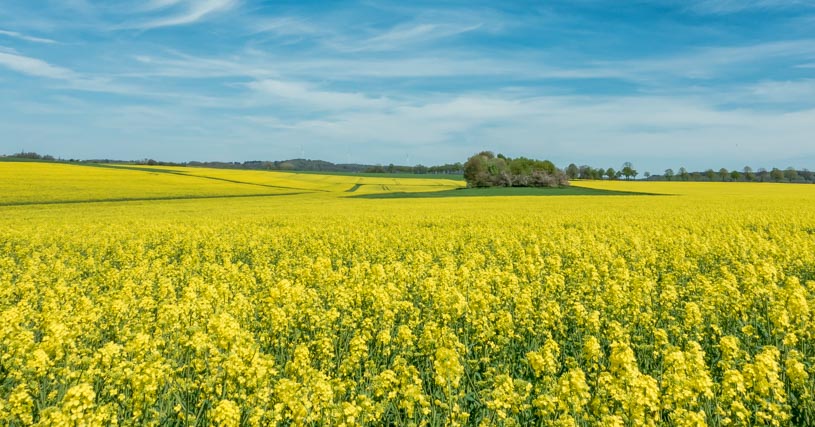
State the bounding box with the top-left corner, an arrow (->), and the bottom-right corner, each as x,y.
345,183 -> 363,192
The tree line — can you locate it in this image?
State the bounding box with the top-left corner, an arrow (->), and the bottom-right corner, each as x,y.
653,166 -> 815,183
3,151 -> 813,183
563,162 -> 639,180
562,162 -> 815,184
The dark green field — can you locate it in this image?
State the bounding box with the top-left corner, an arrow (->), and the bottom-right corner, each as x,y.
352,186 -> 656,199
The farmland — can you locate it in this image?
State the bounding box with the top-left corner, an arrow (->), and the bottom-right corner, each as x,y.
1,162 -> 814,426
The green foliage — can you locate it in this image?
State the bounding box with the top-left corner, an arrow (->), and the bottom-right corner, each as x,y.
566,163 -> 579,179
606,168 -> 617,180
463,152 -> 568,188
621,162 -> 638,180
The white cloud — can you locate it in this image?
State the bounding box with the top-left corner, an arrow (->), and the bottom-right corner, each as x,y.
245,79 -> 390,110
232,92 -> 815,169
685,0 -> 815,14
129,51 -> 275,79
311,7 -> 510,53
141,0 -> 185,11
280,38 -> 815,83
600,39 -> 815,81
747,79 -> 815,103
0,50 -> 179,96
250,17 -> 322,37
119,0 -> 238,30
336,22 -> 483,52
0,51 -> 75,79
0,29 -> 57,44
125,46 -> 625,83
117,36 -> 815,90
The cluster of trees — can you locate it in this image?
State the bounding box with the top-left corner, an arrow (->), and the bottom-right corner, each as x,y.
655,166 -> 815,183
463,151 -> 569,188
134,158 -> 186,166
564,162 -> 639,180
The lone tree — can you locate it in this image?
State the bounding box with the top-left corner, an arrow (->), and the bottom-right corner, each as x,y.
784,167 -> 799,182
463,151 -> 569,188
566,163 -> 579,179
606,167 -> 616,180
743,166 -> 754,181
621,162 -> 638,180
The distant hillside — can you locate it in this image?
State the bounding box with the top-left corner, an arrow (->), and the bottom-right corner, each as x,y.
188,158 -> 370,173
188,159 -> 464,175
0,152 -> 463,175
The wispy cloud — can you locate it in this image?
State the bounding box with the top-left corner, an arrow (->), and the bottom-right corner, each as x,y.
249,17 -> 323,37
336,22 -> 484,52
121,36 -> 815,90
0,49 -> 180,97
593,39 -> 815,82
684,0 -> 815,14
126,45 -> 624,83
0,50 -> 75,79
128,49 -> 283,80
747,79 -> 815,103
245,79 -> 390,110
311,7 -> 508,53
140,0 -> 186,12
237,92 -> 815,168
0,29 -> 57,44
119,0 -> 238,30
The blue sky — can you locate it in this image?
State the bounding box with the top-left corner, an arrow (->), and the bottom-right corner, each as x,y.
1,0 -> 814,172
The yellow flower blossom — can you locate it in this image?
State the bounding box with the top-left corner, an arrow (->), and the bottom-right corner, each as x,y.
212,399 -> 241,427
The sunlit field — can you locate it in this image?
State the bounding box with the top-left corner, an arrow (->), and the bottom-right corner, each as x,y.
0,163 -> 297,205
1,162 -> 814,426
0,162 -> 464,206
102,164 -> 464,195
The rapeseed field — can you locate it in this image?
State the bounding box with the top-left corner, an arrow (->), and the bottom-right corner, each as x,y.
1,162 -> 813,426
102,164 -> 465,195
